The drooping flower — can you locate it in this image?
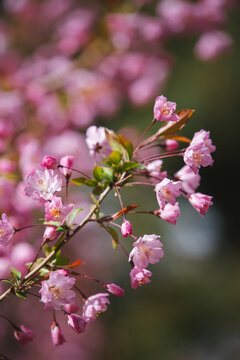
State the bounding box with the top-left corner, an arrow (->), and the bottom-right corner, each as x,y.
188,192 -> 213,216
121,220 -> 133,237
45,196 -> 74,225
0,213 -> 14,248
103,283 -> 125,297
155,178 -> 182,209
59,155 -> 74,177
66,314 -> 86,335
41,156 -> 57,170
157,202 -> 180,225
51,321 -> 66,346
174,165 -> 200,194
153,95 -> 179,122
82,293 -> 110,323
130,267 -> 152,289
14,325 -> 34,345
85,126 -> 112,161
24,169 -> 62,202
129,234 -> 164,269
39,271 -> 76,311
183,130 -> 215,173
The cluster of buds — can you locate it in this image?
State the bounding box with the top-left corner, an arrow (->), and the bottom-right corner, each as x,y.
0,95 -> 215,348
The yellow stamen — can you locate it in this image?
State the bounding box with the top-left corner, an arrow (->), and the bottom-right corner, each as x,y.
50,208 -> 61,219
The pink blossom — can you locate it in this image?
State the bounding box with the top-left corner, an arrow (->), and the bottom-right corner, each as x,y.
158,202 -> 180,225
153,95 -> 179,122
130,266 -> 152,289
66,314 -> 86,335
103,283 -> 124,297
82,293 -> 110,323
163,139 -> 179,152
85,126 -> 112,161
14,325 -> 34,345
43,226 -> 58,242
184,130 -> 215,173
45,196 -> 74,225
121,220 -> 133,237
188,192 -> 213,216
41,156 -> 57,170
51,321 -> 66,346
146,160 -> 167,181
175,165 -> 200,194
129,234 -> 164,269
39,271 -> 76,311
64,301 -> 79,314
195,31 -> 233,62
59,155 -> 74,177
0,213 -> 14,248
24,169 -> 62,202
155,178 -> 182,209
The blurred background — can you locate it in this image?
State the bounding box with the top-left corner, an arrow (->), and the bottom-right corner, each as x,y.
0,0 -> 240,359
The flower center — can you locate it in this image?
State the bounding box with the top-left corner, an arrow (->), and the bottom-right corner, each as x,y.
49,286 -> 65,299
193,151 -> 203,163
38,178 -> 46,187
0,229 -> 5,236
50,207 -> 61,219
161,105 -> 172,116
160,187 -> 172,199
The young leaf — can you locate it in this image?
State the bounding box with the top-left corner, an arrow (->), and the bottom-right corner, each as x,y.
106,226 -> 119,249
72,177 -> 97,187
121,161 -> 139,171
15,291 -> 27,299
9,266 -> 21,280
53,256 -> 70,266
67,208 -> 83,225
93,166 -> 103,181
105,130 -> 129,161
43,244 -> 52,256
118,134 -> 133,159
108,151 -> 122,165
102,167 -> 114,182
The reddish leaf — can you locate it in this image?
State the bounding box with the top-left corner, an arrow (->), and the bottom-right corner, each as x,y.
65,260 -> 83,268
112,204 -> 138,220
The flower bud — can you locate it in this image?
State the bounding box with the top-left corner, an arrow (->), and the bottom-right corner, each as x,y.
14,325 -> 34,345
163,139 -> 178,152
51,321 -> 65,346
104,283 -> 124,297
66,314 -> 86,335
41,156 -> 57,170
121,220 -> 133,237
59,155 -> 74,177
43,226 -> 58,242
57,269 -> 69,277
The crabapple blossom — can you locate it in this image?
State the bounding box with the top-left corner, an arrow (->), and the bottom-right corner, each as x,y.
51,321 -> 66,346
103,283 -> 125,297
82,293 -> 110,323
129,234 -> 164,269
153,95 -> 179,122
41,156 -> 57,170
45,196 -> 74,225
121,220 -> 133,237
130,267 -> 152,289
14,325 -> 34,345
157,202 -> 180,225
188,193 -> 213,216
24,169 -> 62,202
66,314 -> 86,335
85,126 -> 112,161
0,213 -> 14,248
191,130 -> 216,153
175,165 -> 200,194
39,271 -> 76,311
59,155 -> 74,177
155,178 -> 182,209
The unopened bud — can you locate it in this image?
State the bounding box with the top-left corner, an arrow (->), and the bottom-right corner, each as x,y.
121,220 -> 133,237
41,156 -> 57,170
51,321 -> 66,346
104,283 -> 124,297
163,139 -> 178,152
43,226 -> 58,242
59,155 -> 74,177
14,325 -> 34,345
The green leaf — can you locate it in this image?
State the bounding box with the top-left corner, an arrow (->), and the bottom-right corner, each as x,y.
118,134 -> 133,159
102,167 -> 114,182
67,208 -> 83,225
106,226 -> 119,249
105,130 -> 129,161
9,266 -> 21,280
44,221 -> 59,227
43,244 -> 52,256
121,161 -> 139,171
53,256 -> 70,266
56,225 -> 69,233
15,291 -> 27,299
72,177 -> 97,187
2,279 -> 14,285
39,268 -> 50,276
108,151 -> 122,165
93,166 -> 103,181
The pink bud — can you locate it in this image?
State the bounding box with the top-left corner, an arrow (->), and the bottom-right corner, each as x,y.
121,220 -> 133,237
64,301 -> 80,314
57,269 -> 69,277
66,314 -> 86,335
51,321 -> 66,346
59,155 -> 74,177
43,226 -> 58,242
41,156 -> 57,170
163,139 -> 179,152
14,325 -> 34,345
104,283 -> 124,297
